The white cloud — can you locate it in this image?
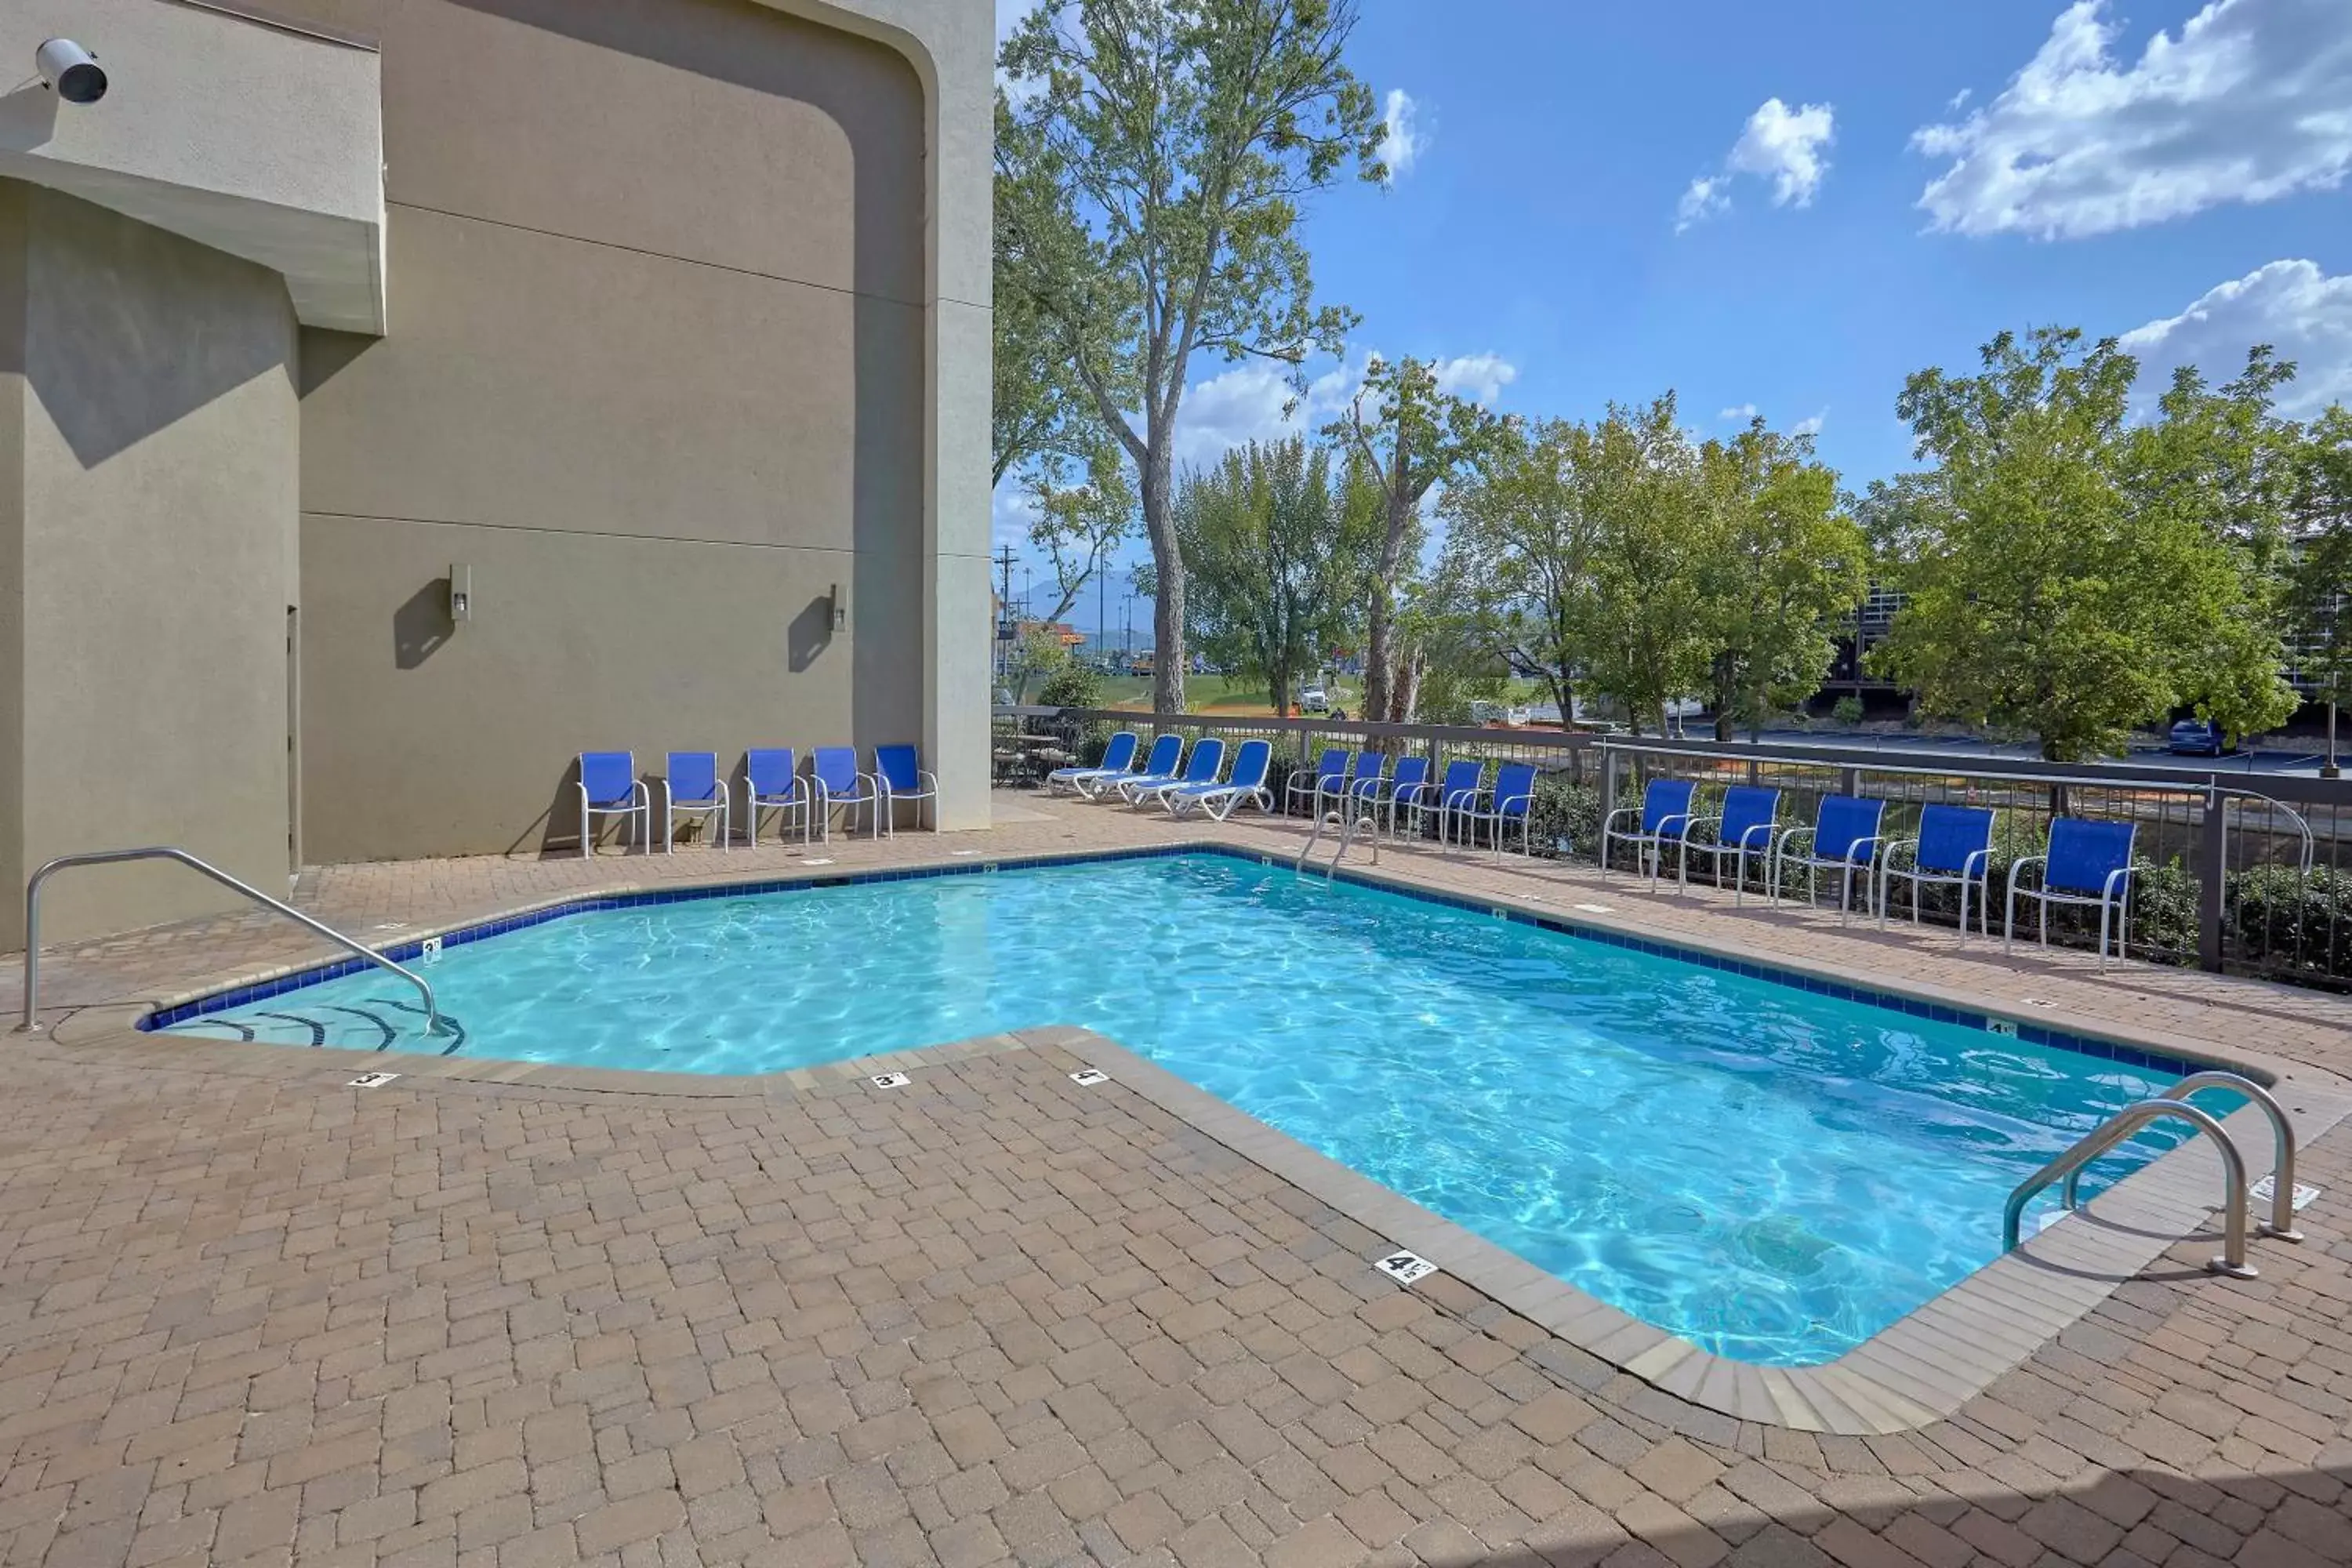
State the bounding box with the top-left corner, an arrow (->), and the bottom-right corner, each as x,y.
1380,89 -> 1425,182
2121,259 -> 2352,416
1719,403 -> 1759,422
1912,0 -> 2352,241
1675,99 -> 1835,230
1947,86 -> 1973,111
1792,409 -> 1828,437
1430,352 -> 1518,406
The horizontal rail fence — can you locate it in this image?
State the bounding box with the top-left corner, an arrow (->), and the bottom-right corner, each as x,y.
994,709 -> 2352,988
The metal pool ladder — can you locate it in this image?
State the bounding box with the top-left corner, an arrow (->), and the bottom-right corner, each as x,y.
16,846 -> 445,1037
1294,798 -> 1381,877
2002,1070 -> 2301,1278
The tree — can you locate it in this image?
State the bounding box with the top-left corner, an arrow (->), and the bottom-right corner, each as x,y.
1004,626 -> 1078,705
1577,396 -> 1714,733
1694,420 -> 1866,739
2287,405 -> 2352,729
997,0 -> 1383,715
1437,416 -> 1598,724
1173,437 -> 1374,715
1020,454 -> 1136,626
1874,327 -> 2299,760
1329,356 -> 1504,722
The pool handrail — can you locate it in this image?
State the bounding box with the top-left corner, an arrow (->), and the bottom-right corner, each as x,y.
2003,1098 -> 2252,1277
17,846 -> 444,1038
2059,1071 -> 2302,1242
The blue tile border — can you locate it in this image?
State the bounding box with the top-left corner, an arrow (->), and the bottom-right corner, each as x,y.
136,844 -> 2221,1079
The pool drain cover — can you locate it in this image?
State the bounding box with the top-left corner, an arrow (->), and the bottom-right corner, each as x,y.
2252,1175 -> 2320,1212
1069,1068 -> 1109,1087
1375,1251 -> 1438,1286
870,1072 -> 910,1089
347,1072 -> 401,1089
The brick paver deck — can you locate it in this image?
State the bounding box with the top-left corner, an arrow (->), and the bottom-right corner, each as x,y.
2,793 -> 2347,1567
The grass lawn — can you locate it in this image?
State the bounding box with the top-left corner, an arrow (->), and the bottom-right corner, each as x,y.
1097,673 -> 1367,716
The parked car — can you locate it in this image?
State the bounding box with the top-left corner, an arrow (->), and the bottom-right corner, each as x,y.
1298,684 -> 1330,714
2167,718 -> 2234,756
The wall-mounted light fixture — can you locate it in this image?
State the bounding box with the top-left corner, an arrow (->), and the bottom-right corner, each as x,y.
35,39 -> 107,104
448,564 -> 472,623
829,582 -> 848,633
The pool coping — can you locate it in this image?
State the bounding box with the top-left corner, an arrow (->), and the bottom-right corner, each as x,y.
43,840 -> 2352,1435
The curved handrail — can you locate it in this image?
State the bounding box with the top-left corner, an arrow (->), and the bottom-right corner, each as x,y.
2005,1099 -> 2253,1278
18,848 -> 444,1038
2060,1071 -> 2302,1241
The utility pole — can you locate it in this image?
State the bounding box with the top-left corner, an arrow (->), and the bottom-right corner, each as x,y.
993,546 -> 1018,688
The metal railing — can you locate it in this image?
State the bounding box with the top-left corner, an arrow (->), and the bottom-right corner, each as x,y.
2003,1098 -> 2255,1278
17,848 -> 444,1036
996,707 -> 2352,987
2059,1072 -> 2303,1241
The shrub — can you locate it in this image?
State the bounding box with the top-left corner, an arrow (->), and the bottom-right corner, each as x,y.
1529,775 -> 1600,860
2229,866 -> 2352,983
1039,662 -> 1105,710
1831,695 -> 1865,727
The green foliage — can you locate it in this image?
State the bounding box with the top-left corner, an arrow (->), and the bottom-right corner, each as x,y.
997,0 -> 1382,713
1038,660 -> 1106,710
1831,695 -> 1866,726
1004,628 -> 1075,704
2288,405 -> 2352,705
1526,775 -> 1599,861
1579,396 -> 1717,732
2230,866 -> 2352,985
1438,416 -> 1596,724
1174,438 -> 1377,714
1873,328 -> 2299,760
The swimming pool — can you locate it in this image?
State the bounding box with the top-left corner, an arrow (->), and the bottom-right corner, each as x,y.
156,851 -> 2198,1364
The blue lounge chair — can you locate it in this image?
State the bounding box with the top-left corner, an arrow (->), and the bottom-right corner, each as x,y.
1284,747 -> 1350,818
1123,735 -> 1223,808
1166,739 -> 1273,821
577,751 -> 648,858
1049,731 -> 1138,796
1378,757 -> 1433,838
2007,818 -> 2137,967
744,748 -> 814,846
1771,795 -> 1886,922
874,745 -> 939,835
1453,761 -> 1537,857
1601,779 -> 1698,881
660,751 -> 731,854
1091,734 -> 1179,802
1679,785 -> 1781,904
1879,804 -> 1997,943
1428,759 -> 1486,847
811,746 -> 881,840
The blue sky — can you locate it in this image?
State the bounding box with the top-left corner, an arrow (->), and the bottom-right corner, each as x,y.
994,0 -> 2352,631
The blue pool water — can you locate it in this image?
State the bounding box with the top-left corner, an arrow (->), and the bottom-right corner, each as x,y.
162,853 -> 2194,1363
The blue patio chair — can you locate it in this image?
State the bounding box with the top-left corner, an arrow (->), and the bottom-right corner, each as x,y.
744,747 -> 813,847
811,746 -> 881,840
1165,739 -> 1274,821
1378,757 -> 1433,839
1284,747 -> 1350,818
659,751 -> 731,854
2007,818 -> 2138,967
1600,779 -> 1698,881
1109,735 -> 1187,804
1878,805 -> 1997,943
576,751 -> 648,858
1123,735 -> 1223,808
1345,753 -> 1393,815
1424,759 -> 1486,846
1770,795 -> 1886,923
874,745 -> 939,835
1453,761 -> 1538,857
1048,731 -> 1138,797
1679,786 -> 1781,904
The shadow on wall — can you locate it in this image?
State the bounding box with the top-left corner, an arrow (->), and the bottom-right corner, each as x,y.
448,0 -> 929,756
393,578 -> 454,668
789,592 -> 835,674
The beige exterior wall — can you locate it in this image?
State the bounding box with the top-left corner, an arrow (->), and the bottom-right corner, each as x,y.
288,0 -> 989,861
0,185 -> 299,948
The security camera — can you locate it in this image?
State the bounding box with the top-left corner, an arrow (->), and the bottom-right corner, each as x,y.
35,39 -> 106,104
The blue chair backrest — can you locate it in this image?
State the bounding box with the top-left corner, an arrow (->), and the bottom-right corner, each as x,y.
1720,786 -> 1780,847
812,746 -> 862,794
1641,779 -> 1697,833
876,745 -> 921,792
1350,752 -> 1391,795
746,748 -> 798,799
1097,731 -> 1139,773
1814,795 -> 1884,862
1390,756 -> 1430,795
1228,739 -> 1271,788
1439,759 -> 1483,801
1181,737 -> 1225,782
1141,734 -> 1183,776
580,751 -> 634,807
667,751 -> 719,804
2047,818 -> 2136,894
1311,746 -> 1348,786
1494,762 -> 1537,817
1916,804 -> 1994,873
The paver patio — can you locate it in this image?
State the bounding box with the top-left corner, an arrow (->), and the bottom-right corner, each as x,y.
1,793 -> 2347,1567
